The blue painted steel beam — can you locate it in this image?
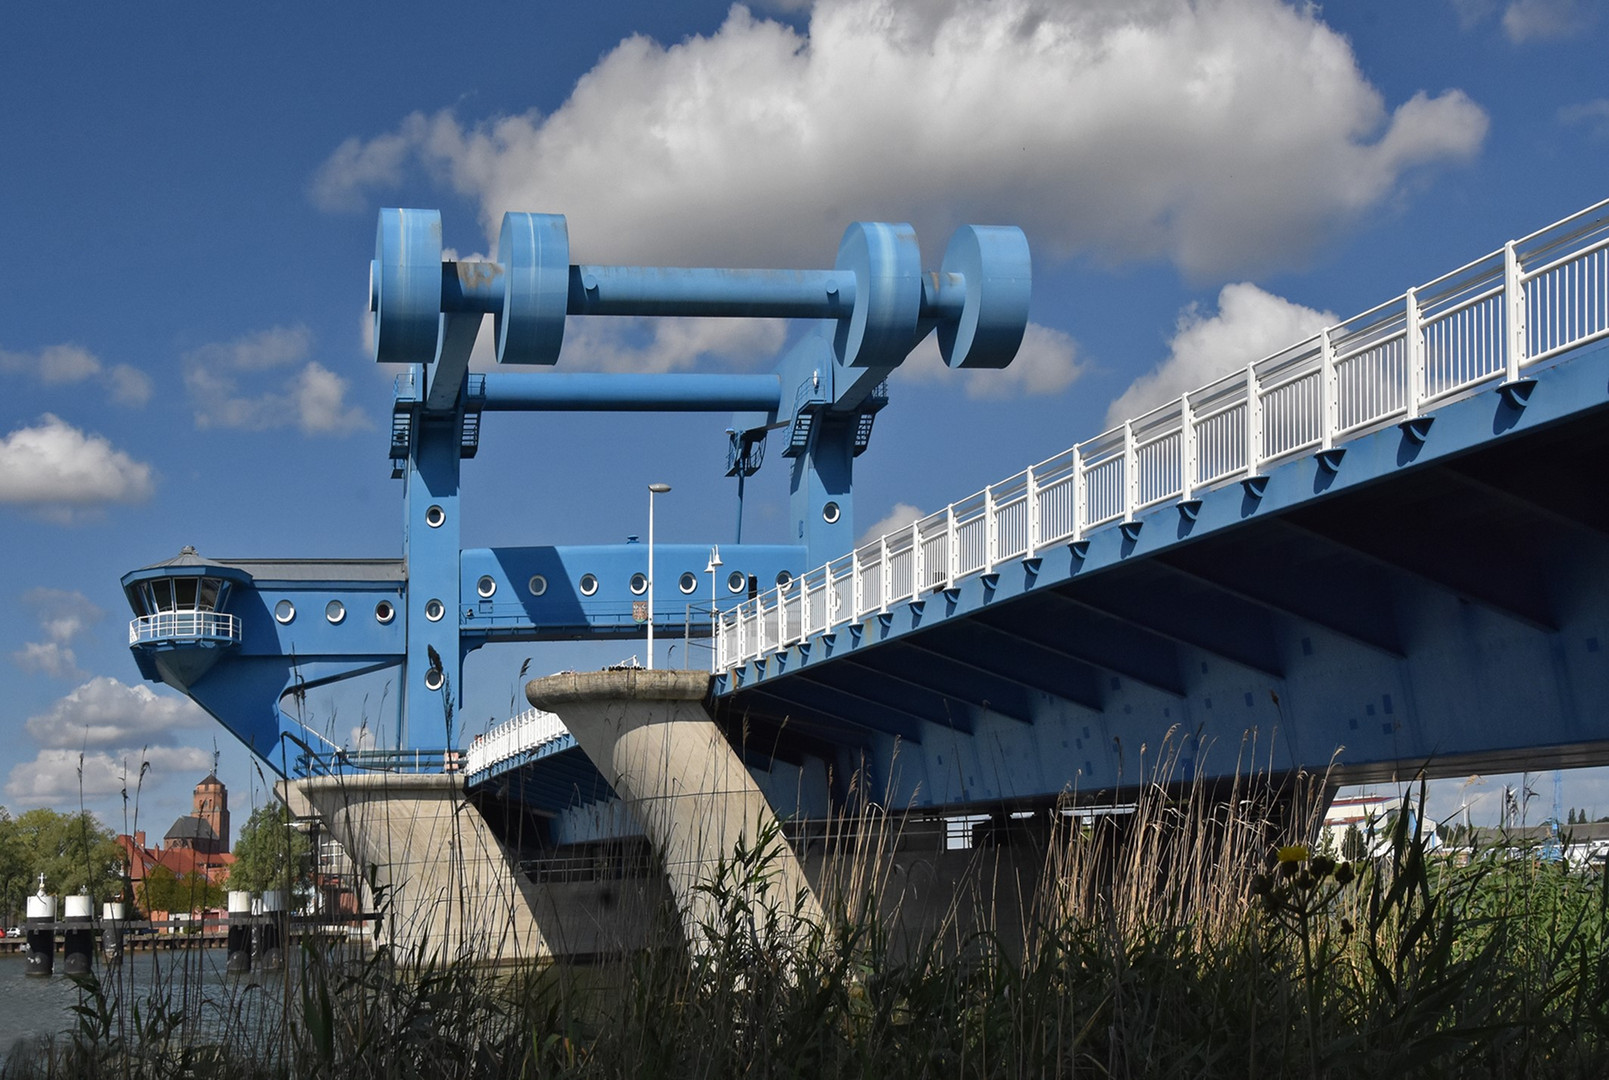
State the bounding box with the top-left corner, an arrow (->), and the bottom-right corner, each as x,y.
831,646 -> 1037,725
809,655 -> 983,732
894,626 -> 1106,713
1151,543 -> 1404,658
480,373 -> 782,413
1435,465 -> 1609,542
974,598 -> 1188,697
1049,570 -> 1286,677
1271,514 -> 1556,631
720,683 -> 907,750
753,674 -> 930,744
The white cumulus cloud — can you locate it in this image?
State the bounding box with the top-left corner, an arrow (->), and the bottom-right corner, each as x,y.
11,588 -> 104,679
0,342 -> 153,406
0,415 -> 156,511
5,745 -> 214,805
1559,99 -> 1609,141
1105,283 -> 1336,427
311,0 -> 1487,279
1502,0 -> 1598,41
900,322 -> 1085,399
560,316 -> 789,374
23,676 -> 212,750
184,326 -> 370,435
858,501 -> 925,547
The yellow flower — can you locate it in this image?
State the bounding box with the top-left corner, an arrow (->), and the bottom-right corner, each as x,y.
1277,845 -> 1309,863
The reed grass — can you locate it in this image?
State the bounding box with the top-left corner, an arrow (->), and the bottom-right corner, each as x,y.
6,749 -> 1609,1079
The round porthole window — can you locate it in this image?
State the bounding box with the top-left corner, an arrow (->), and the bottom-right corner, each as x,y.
775,570 -> 793,587
325,600 -> 346,624
629,572 -> 648,595
424,668 -> 444,691
425,598 -> 445,622
678,572 -> 697,594
476,575 -> 497,599
727,571 -> 745,594
579,573 -> 598,597
528,574 -> 547,597
425,505 -> 446,528
274,600 -> 295,624
374,600 -> 396,624
822,501 -> 841,524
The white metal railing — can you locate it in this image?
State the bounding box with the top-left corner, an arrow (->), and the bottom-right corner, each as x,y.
464,706 -> 570,776
716,199 -> 1609,672
128,610 -> 241,645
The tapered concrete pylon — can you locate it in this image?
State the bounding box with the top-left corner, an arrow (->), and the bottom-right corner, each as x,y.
527,668 -> 824,948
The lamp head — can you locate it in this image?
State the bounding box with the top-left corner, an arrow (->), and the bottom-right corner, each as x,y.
648,482 -> 672,494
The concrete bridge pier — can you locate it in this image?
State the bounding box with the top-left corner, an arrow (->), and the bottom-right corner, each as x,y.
525,669 -> 826,952
282,772 -> 557,962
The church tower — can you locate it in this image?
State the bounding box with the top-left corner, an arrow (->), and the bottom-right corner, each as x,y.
192,772 -> 230,854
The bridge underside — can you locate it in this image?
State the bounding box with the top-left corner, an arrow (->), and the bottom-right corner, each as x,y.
707,344 -> 1609,814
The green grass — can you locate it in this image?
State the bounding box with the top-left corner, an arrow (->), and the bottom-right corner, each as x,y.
7,772 -> 1609,1079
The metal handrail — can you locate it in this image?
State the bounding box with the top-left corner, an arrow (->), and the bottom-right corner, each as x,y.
464,706 -> 570,776
128,611 -> 241,645
716,200 -> 1609,672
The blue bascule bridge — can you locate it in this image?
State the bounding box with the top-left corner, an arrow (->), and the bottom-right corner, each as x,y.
120,200 -> 1609,959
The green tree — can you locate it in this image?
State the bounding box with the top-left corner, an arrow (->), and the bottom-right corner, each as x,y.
6,807 -> 124,902
227,803 -> 312,898
0,806 -> 30,925
137,865 -> 225,915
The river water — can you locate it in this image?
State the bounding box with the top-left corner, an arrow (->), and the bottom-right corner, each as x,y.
0,949 -> 294,1066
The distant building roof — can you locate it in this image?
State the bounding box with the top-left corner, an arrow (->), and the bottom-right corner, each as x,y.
164,815 -> 218,843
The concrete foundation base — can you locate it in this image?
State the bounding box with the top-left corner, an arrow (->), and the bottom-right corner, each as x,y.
526,668 -> 825,950
283,773 -> 669,962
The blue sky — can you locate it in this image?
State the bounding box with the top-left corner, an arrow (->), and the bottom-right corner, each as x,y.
1,0 -> 1605,840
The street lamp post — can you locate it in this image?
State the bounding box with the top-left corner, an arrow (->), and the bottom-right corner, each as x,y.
705,546 -> 723,673
647,483 -> 671,669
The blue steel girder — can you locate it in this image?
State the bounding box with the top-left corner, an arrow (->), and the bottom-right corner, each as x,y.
1149,540 -> 1405,658
752,672 -> 932,744
801,653 -> 983,733
716,337 -> 1609,799
891,623 -> 1107,712
1043,569 -> 1288,678
828,645 -> 1038,725
971,596 -> 1189,697
1270,507 -> 1558,632
705,693 -> 875,767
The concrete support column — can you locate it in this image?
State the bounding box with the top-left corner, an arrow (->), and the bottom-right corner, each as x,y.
282,773 -> 554,962
525,668 -> 824,948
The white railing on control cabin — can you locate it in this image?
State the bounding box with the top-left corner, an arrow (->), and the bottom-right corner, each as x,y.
464,706 -> 570,776
716,199 -> 1609,672
128,611 -> 242,645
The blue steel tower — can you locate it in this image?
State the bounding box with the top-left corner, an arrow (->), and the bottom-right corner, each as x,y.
121,208 -> 1031,772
